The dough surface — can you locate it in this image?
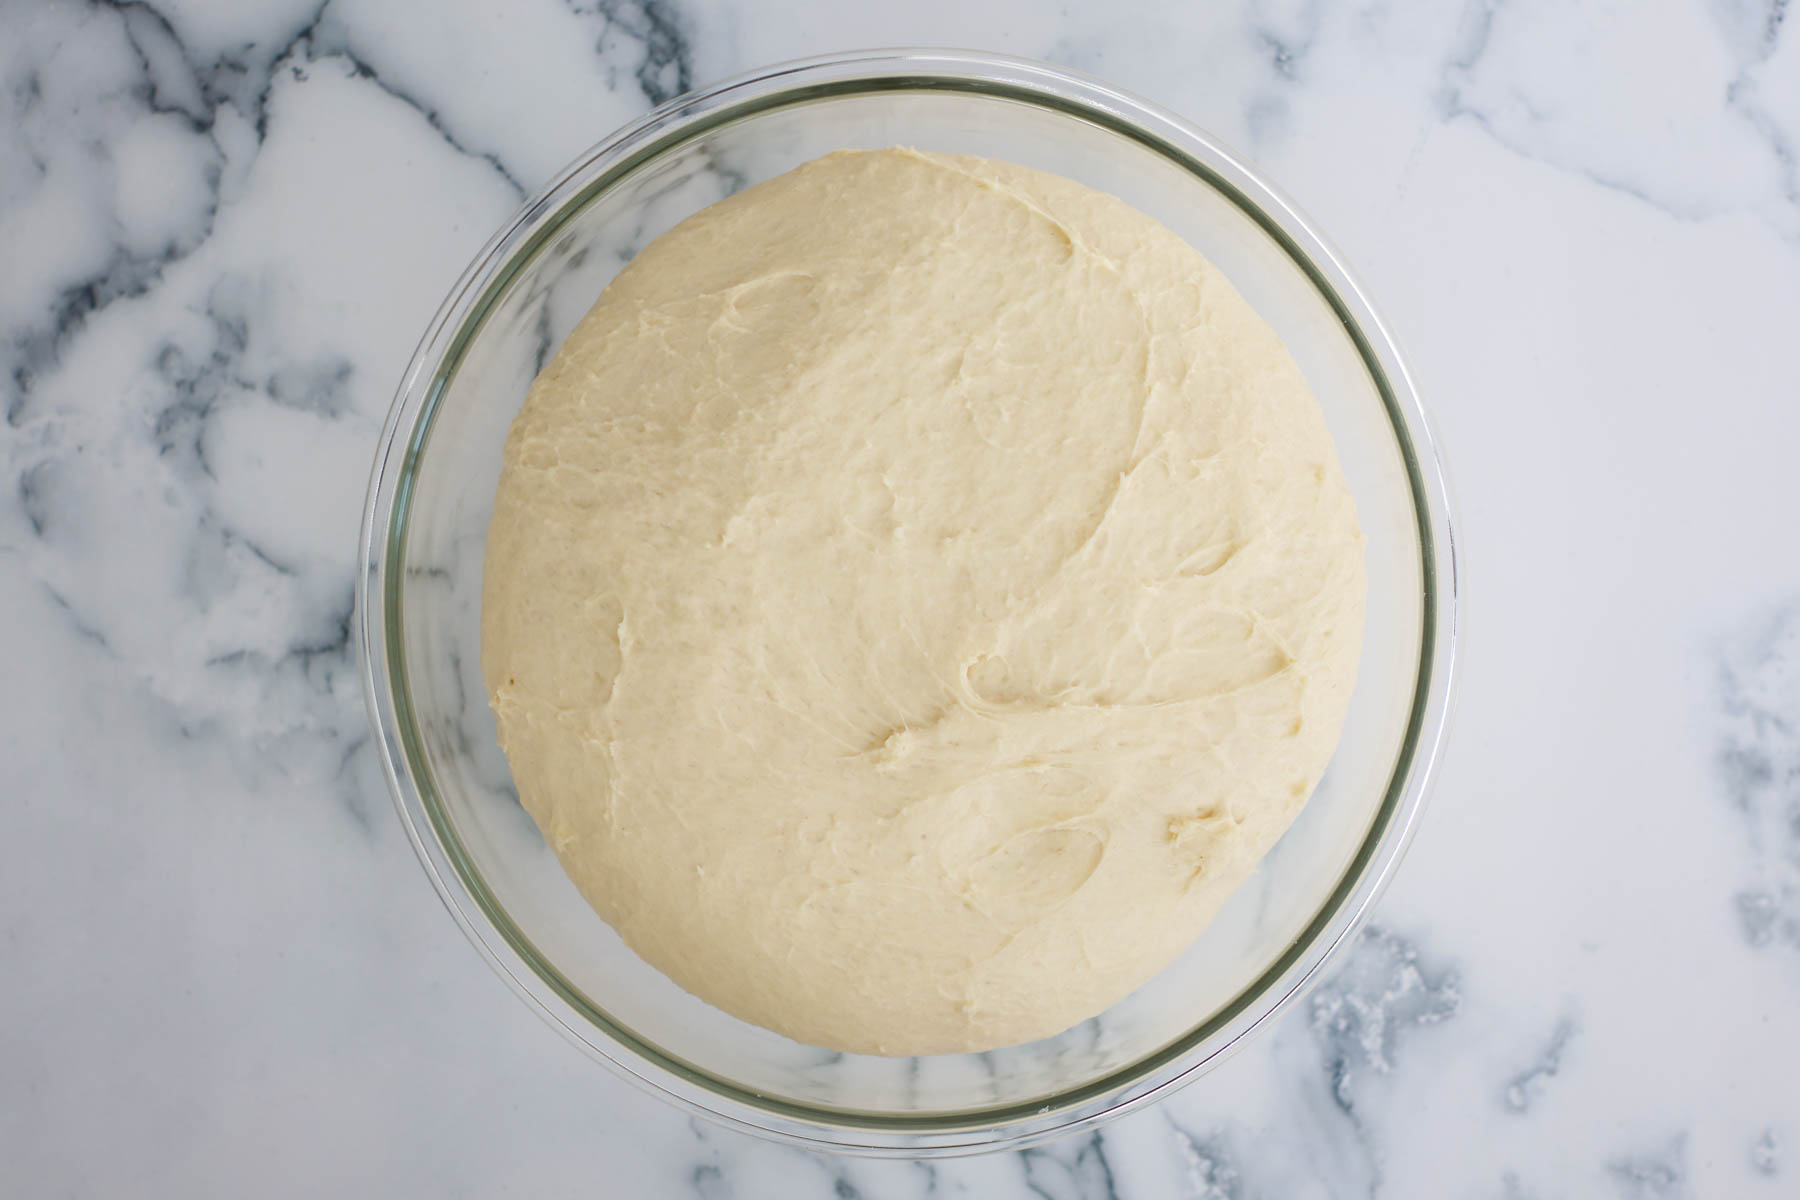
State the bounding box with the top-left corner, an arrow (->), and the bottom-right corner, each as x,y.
482,148 -> 1365,1056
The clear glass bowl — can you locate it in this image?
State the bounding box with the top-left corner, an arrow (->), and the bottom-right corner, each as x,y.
358,49 -> 1458,1156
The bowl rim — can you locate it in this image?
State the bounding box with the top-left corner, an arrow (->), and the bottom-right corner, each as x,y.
357,46 -> 1460,1157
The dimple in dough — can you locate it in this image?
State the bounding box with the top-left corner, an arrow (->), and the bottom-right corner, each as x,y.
482,148 -> 1366,1056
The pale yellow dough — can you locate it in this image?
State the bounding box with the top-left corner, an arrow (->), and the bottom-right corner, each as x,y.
482,148 -> 1365,1056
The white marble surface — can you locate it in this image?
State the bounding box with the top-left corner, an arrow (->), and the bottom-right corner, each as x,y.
4,0 -> 1797,1195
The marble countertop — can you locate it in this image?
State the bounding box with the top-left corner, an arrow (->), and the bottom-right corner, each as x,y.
5,0 -> 1798,1195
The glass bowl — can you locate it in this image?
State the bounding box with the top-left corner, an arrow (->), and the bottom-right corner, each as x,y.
358,49 -> 1458,1156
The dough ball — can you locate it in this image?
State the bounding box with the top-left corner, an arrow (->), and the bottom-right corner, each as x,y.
482,148 -> 1365,1055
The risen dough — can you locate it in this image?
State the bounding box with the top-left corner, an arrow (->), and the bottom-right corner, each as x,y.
482,148 -> 1365,1056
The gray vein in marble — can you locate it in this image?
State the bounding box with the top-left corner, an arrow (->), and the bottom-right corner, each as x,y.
684,1115 -> 923,1200
5,0 -> 289,427
13,244 -> 201,430
1019,1131 -> 1120,1200
114,2 -> 214,131
1503,1014 -> 1576,1113
1238,0 -> 1330,151
302,17 -> 529,196
40,582 -> 115,654
2,68 -> 376,817
1437,0 -> 1800,239
1165,1114 -> 1250,1200
566,0 -> 696,106
0,0 -> 706,435
8,0 -> 682,428
1496,1171 -> 1541,1200
686,1117 -> 733,1199
1716,601 -> 1800,957
1434,0 -> 1645,203
1752,1126 -> 1780,1175
1437,0 -> 1497,97
151,288 -> 249,484
1296,925 -> 1461,1196
266,356 -> 354,418
531,298 -> 557,376
1718,2 -> 1800,212
195,512 -> 302,583
105,0 -> 327,138
1734,888 -> 1788,948
285,585 -> 356,670
1309,926 -> 1461,1117
1606,1135 -> 1689,1200
17,458 -> 58,539
1248,0 -> 1326,82
691,1162 -> 730,1199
